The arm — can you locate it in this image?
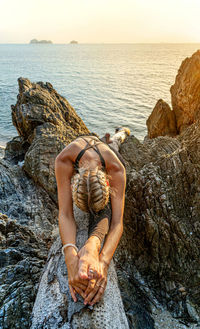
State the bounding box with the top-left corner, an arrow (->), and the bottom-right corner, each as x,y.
55,150 -> 88,301
55,154 -> 76,247
99,163 -> 126,265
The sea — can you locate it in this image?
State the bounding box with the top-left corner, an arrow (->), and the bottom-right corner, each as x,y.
0,43 -> 200,147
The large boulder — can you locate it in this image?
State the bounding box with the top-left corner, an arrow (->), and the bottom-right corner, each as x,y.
12,78 -> 89,143
146,99 -> 177,138
10,77 -> 89,200
170,50 -> 200,133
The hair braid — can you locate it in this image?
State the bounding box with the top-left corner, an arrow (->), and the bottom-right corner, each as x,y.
72,167 -> 109,213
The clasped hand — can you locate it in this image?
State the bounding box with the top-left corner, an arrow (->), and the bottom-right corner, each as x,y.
65,241 -> 108,306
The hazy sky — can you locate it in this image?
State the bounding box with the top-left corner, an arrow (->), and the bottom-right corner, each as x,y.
0,0 -> 200,43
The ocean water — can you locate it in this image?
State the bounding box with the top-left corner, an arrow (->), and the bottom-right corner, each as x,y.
0,43 -> 200,146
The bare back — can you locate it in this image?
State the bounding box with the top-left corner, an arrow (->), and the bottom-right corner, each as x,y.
57,136 -> 125,177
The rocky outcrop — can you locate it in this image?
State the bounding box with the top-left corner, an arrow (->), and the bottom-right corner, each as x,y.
146,99 -> 177,138
0,213 -> 49,329
1,70 -> 200,329
147,49 -> 200,138
10,77 -> 89,200
0,78 -> 131,329
0,144 -> 58,328
117,126 -> 200,325
170,50 -> 200,133
0,156 -> 58,235
0,78 -> 90,329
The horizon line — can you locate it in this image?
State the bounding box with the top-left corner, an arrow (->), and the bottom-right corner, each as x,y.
1,42 -> 200,45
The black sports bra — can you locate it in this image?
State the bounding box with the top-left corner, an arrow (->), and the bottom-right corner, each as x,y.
74,136 -> 106,172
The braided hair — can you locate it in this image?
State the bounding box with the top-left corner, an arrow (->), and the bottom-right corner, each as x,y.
72,167 -> 110,213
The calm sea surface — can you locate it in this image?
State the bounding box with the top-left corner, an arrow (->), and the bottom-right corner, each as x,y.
0,43 -> 200,146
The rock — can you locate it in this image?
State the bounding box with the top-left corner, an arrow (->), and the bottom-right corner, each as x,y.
4,136 -> 30,163
170,50 -> 200,133
1,74 -> 200,328
70,40 -> 78,44
31,207 -> 129,329
146,99 -> 177,138
0,213 -> 49,329
116,121 -> 200,325
11,77 -> 89,200
30,39 -> 53,44
0,157 -> 58,236
12,77 -> 88,143
0,146 -> 5,159
119,135 -> 152,173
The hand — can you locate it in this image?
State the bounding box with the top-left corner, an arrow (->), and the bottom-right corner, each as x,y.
78,236 -> 102,280
84,259 -> 108,306
64,248 -> 88,302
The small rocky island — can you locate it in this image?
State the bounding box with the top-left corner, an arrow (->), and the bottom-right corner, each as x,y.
0,51 -> 200,328
70,40 -> 78,44
30,39 -> 53,44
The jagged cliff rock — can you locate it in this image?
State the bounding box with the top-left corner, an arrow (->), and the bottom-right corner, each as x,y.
147,49 -> 200,138
10,77 -> 89,200
0,156 -> 58,236
170,50 -> 200,133
0,150 -> 58,328
0,70 -> 200,329
146,99 -> 177,138
0,213 -> 49,329
0,78 -> 131,329
118,122 -> 200,325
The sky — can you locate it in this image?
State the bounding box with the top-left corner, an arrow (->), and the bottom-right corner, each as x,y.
0,0 -> 200,43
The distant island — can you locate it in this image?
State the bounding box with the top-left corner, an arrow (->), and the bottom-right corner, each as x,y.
30,39 -> 53,44
70,40 -> 78,44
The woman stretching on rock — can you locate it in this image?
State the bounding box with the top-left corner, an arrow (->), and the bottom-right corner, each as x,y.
55,128 -> 129,306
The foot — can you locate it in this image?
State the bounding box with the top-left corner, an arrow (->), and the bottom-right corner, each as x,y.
101,133 -> 112,144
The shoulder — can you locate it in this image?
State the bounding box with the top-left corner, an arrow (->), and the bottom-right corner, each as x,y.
102,145 -> 125,175
55,140 -> 82,179
55,140 -> 81,164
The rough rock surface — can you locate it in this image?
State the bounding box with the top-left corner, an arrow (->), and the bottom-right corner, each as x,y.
0,157 -> 58,236
0,213 -> 49,329
10,77 -> 89,200
0,154 -> 58,328
170,50 -> 200,133
117,125 -> 200,326
31,206 -> 129,329
0,146 -> 5,159
1,72 -> 200,328
0,78 -> 90,329
148,49 -> 200,138
146,99 -> 177,138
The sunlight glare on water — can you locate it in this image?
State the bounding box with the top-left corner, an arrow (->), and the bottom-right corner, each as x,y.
0,43 -> 200,146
